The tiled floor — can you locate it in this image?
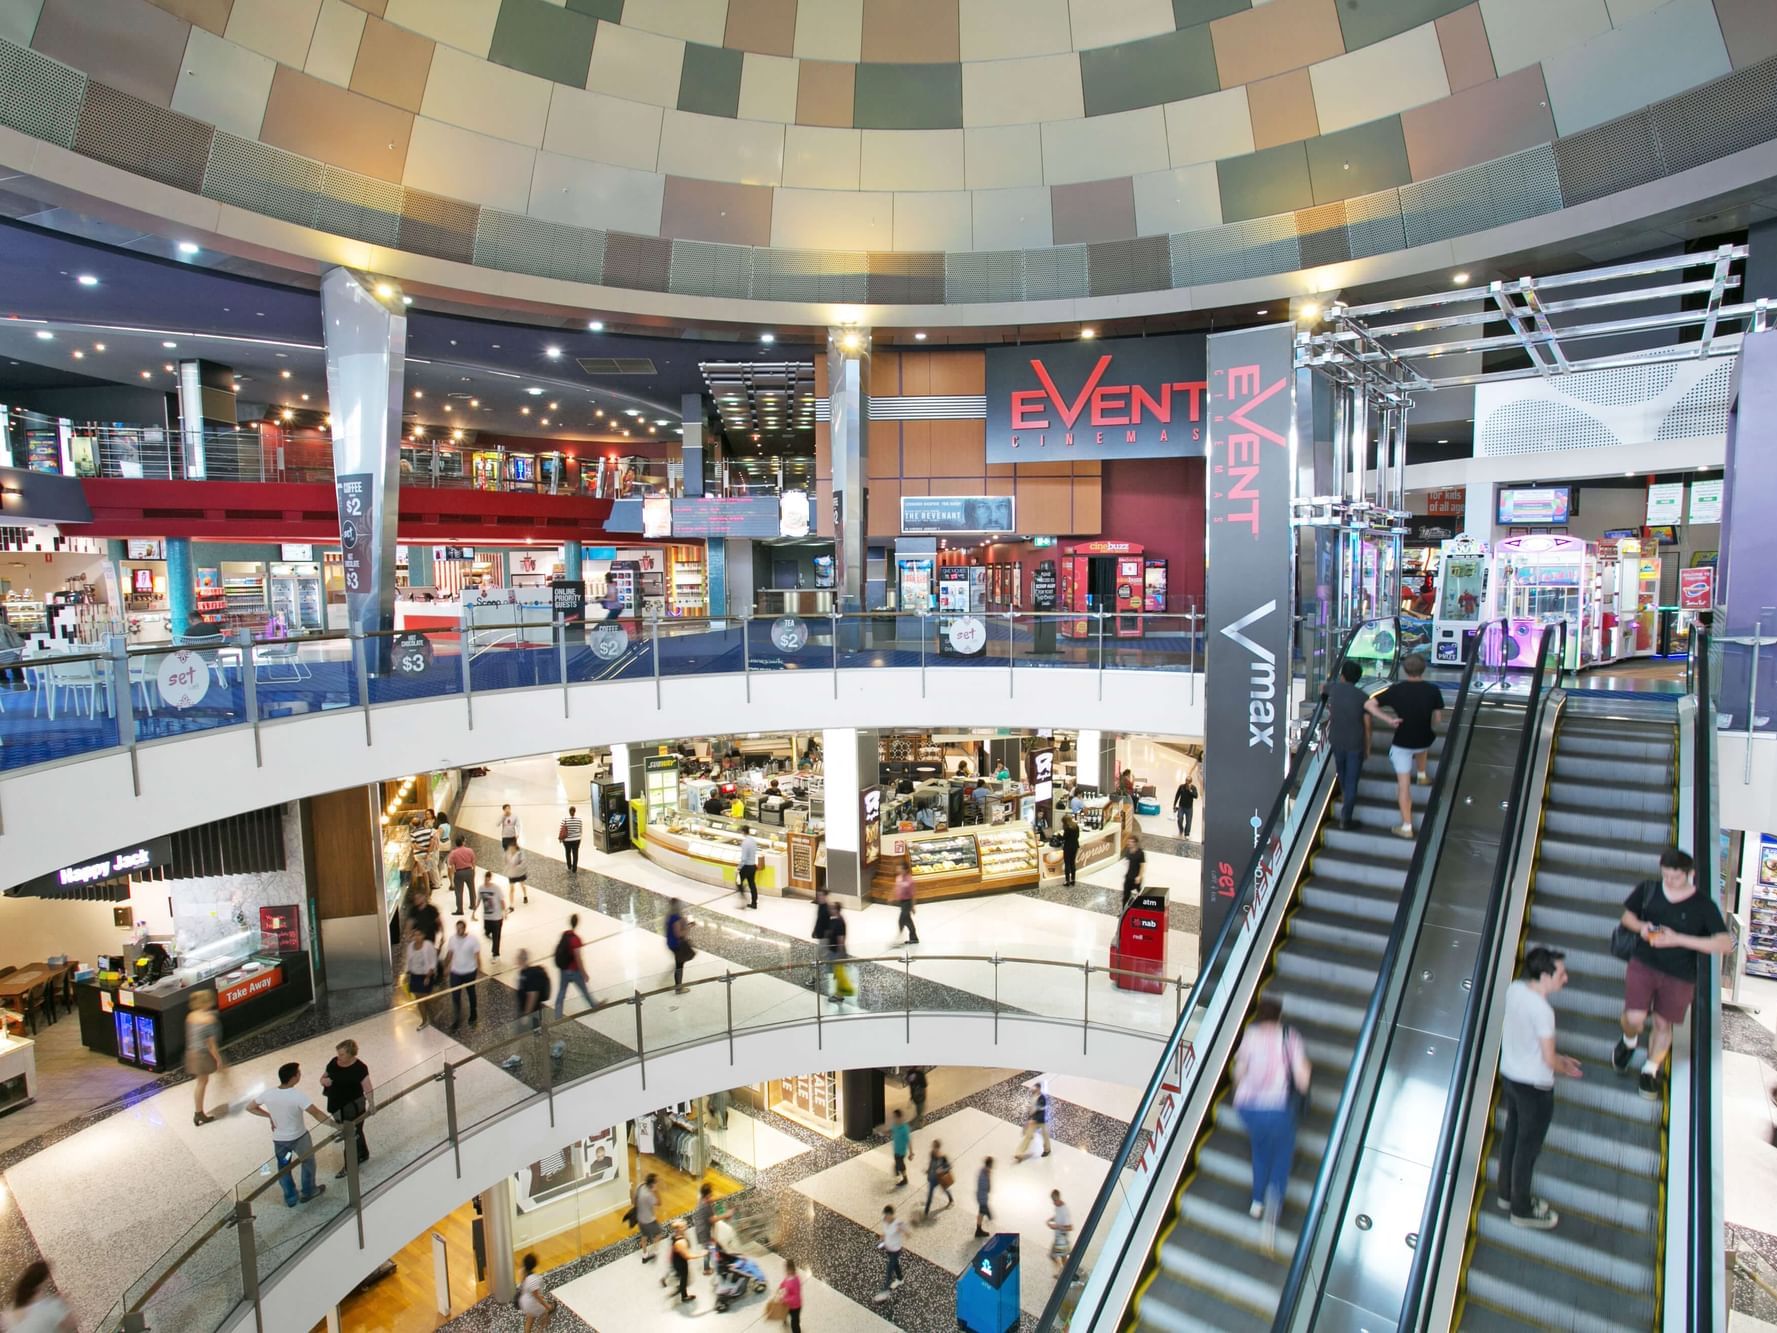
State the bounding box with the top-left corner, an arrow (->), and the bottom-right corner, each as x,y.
0,1012 -> 161,1156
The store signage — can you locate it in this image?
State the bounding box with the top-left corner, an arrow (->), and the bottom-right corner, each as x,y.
1031,536 -> 1056,547
1424,487 -> 1466,517
861,787 -> 882,866
156,650 -> 210,709
780,490 -> 811,539
901,496 -> 1015,535
259,905 -> 301,952
125,539 -> 163,559
433,546 -> 475,561
590,622 -> 629,660
945,616 -> 987,655
549,579 -> 586,628
6,834 -> 175,899
986,333 -> 1208,462
671,495 -> 781,538
392,632 -> 434,676
642,494 -> 673,539
335,472 -> 372,595
1690,478 -> 1724,524
279,543 -> 314,561
770,617 -> 809,653
1679,566 -> 1716,610
1645,481 -> 1685,524
1203,323 -> 1295,965
217,964 -> 283,1011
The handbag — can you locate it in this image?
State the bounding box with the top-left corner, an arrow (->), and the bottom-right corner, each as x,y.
937,1169 -> 955,1188
765,1296 -> 788,1322
558,820 -> 569,841
1611,882 -> 1649,962
1282,1025 -> 1310,1118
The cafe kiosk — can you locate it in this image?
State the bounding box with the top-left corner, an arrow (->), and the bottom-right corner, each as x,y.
1428,534 -> 1491,666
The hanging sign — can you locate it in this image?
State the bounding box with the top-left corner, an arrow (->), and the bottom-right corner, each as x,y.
1679,566 -> 1715,610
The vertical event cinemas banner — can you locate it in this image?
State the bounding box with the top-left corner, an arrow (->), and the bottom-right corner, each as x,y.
985,334 -> 1207,462
1201,324 -> 1296,961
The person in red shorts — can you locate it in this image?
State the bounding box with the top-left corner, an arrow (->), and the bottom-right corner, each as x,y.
1613,847 -> 1731,1099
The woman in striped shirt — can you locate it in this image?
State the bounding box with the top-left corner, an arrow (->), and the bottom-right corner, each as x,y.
408,815 -> 436,892
559,806 -> 583,874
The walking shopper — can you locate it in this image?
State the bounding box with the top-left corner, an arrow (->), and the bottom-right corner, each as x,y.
6,1261 -> 75,1333
1047,1190 -> 1074,1275
890,1108 -> 911,1186
517,1253 -> 555,1332
907,1066 -> 928,1122
504,843 -> 530,906
808,888 -> 833,989
634,1173 -> 662,1263
320,1038 -> 372,1179
559,806 -> 583,874
1365,653 -> 1444,839
893,863 -> 921,944
1173,774 -> 1198,837
446,837 -> 476,915
777,1258 -> 804,1333
247,1062 -> 330,1207
1497,947 -> 1583,1230
1612,847 -> 1731,1099
444,919 -> 482,1029
666,899 -> 693,992
922,1140 -> 954,1217
432,810 -> 453,885
1232,996 -> 1311,1249
693,1182 -> 717,1274
407,814 -> 436,893
825,899 -> 851,1005
499,804 -> 521,850
737,825 -> 759,908
875,1205 -> 906,1301
500,949 -> 553,1070
1327,659 -> 1372,830
553,915 -> 595,1017
1121,832 -> 1146,908
1061,814 -> 1081,886
974,1157 -> 995,1237
476,870 -> 507,960
663,1220 -> 694,1303
185,989 -> 224,1126
406,927 -> 438,1029
1015,1084 -> 1052,1160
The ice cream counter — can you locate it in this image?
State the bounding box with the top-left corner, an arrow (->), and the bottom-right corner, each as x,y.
633,809 -> 794,896
75,951 -> 313,1072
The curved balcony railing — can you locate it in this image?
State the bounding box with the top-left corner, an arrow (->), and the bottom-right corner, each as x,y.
0,609 -> 1204,781
107,946 -> 1191,1333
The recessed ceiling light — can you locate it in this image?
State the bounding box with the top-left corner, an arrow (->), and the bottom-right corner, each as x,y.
402,296 -> 413,306
588,320 -> 604,332
1452,272 -> 1470,284
443,404 -> 452,413
413,390 -> 423,399
1256,309 -> 1268,316
1437,438 -> 1449,444
281,409 -> 294,422
300,393 -> 310,401
177,241 -> 200,256
374,282 -> 395,299
75,274 -> 98,287
280,369 -> 291,379
93,343 -> 105,351
34,330 -> 52,340
140,370 -> 151,379
760,333 -> 775,344
521,406 -> 530,415
913,331 -> 927,341
527,387 -> 543,396
469,398 -> 479,407
71,349 -> 83,359
545,346 -> 562,359
162,341 -> 177,349
548,401 -> 558,410
541,419 -> 550,427
1080,328 -> 1096,340
164,363 -> 174,372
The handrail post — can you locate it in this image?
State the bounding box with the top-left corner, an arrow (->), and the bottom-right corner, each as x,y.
556,614 -> 569,718
1007,610 -> 1015,695
458,623 -> 474,730
539,1021 -> 555,1128
651,613 -> 661,709
235,1197 -> 263,1333
830,612 -> 839,699
238,628 -> 262,768
814,961 -> 823,1049
349,629 -> 371,746
1082,962 -> 1091,1055
919,611 -> 927,697
903,953 -> 912,1043
725,970 -> 735,1065
1188,598 -> 1197,702
634,991 -> 647,1088
1097,609 -> 1107,699
741,613 -> 751,703
345,1120 -> 364,1248
992,954 -> 999,1045
110,638 -> 141,796
443,1063 -> 461,1177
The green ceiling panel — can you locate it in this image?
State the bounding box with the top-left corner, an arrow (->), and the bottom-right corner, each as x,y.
853,62 -> 963,130
1305,116 -> 1411,204
1080,25 -> 1219,117
1217,141 -> 1313,221
679,42 -> 743,118
565,0 -> 624,20
1336,0 -> 1470,50
490,0 -> 599,87
1172,0 -> 1251,26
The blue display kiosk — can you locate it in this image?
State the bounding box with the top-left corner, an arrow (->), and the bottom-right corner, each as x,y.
956,1233 -> 1020,1333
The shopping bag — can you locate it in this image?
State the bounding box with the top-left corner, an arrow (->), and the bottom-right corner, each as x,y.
765,1296 -> 788,1321
834,963 -> 856,997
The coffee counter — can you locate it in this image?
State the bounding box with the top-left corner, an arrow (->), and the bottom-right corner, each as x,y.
76,950 -> 313,1072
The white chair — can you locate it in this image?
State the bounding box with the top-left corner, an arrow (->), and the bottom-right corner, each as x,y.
46,655 -> 105,720
254,641 -> 311,683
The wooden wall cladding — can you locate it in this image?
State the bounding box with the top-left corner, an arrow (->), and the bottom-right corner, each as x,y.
302,788 -> 381,921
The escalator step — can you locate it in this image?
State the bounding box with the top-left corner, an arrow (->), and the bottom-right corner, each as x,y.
1472,1207 -> 1656,1297
1483,1147 -> 1659,1231
1462,1261 -> 1656,1332
1134,1272 -> 1273,1333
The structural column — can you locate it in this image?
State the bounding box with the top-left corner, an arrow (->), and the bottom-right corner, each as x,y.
562,539 -> 583,584
681,392 -> 707,497
827,327 -> 870,613
1721,325 -> 1777,723
176,358 -> 237,479
165,535 -> 196,640
478,1177 -> 517,1303
320,268 -> 406,657
821,727 -> 879,904
299,786 -> 391,993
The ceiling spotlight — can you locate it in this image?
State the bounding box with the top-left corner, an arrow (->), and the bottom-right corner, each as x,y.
163,363 -> 174,372
521,406 -> 531,415
280,369 -> 291,379
324,416 -> 331,428
1452,272 -> 1470,285
595,409 -> 604,418
588,320 -> 605,332
913,331 -> 927,341
401,295 -> 413,305
527,387 -> 543,396
1298,303 -> 1320,322
76,274 -> 98,287
760,333 -> 775,344
541,418 -> 550,427
177,241 -> 200,256
281,409 -> 294,422
93,342 -> 105,352
839,331 -> 862,353
1256,309 -> 1268,316
1437,438 -> 1449,444
443,403 -> 452,413
453,429 -> 463,441
1079,328 -> 1096,340
545,346 -> 562,359
300,393 -> 310,402
71,349 -> 83,359
34,330 -> 52,341
162,341 -> 177,349
413,390 -> 423,399
140,370 -> 152,379
548,401 -> 558,410
374,282 -> 395,299
470,398 -> 479,407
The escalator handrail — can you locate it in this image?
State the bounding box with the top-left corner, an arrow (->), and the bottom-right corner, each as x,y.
1271,618 -> 1515,1332
1686,622 -> 1721,1332
1392,618 -> 1566,1331
1037,614 -> 1402,1330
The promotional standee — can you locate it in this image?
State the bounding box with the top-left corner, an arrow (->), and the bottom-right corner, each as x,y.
938,567 -> 989,657
956,1234 -> 1021,1333
1110,891 -> 1168,993
1031,559 -> 1058,653
1429,534 -> 1490,665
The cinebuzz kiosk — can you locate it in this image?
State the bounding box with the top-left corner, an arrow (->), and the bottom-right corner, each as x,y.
1428,534 -> 1491,666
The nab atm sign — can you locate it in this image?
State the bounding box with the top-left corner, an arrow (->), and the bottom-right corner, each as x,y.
985,333 -> 1207,463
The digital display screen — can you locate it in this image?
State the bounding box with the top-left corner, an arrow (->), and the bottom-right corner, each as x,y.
1497,487 -> 1570,524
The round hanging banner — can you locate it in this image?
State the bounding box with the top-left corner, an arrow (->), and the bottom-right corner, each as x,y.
946,616 -> 987,656
392,632 -> 434,677
770,617 -> 809,653
590,622 -> 630,661
156,650 -> 210,709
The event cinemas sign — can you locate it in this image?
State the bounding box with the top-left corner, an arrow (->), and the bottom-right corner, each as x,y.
985,334 -> 1208,463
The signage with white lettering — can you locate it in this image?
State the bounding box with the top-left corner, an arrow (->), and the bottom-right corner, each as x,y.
12,834 -> 175,898
901,496 -> 1014,535
986,334 -> 1208,463
1646,481 -> 1685,525
1690,478 -> 1723,524
217,964 -> 284,1010
392,632 -> 434,676
335,472 -> 372,594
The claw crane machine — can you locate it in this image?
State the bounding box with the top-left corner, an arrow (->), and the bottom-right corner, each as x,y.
1057,541 -> 1146,639
1428,534 -> 1491,666
1494,533 -> 1596,670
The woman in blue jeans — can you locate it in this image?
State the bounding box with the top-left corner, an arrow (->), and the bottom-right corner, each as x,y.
1232,995 -> 1312,1252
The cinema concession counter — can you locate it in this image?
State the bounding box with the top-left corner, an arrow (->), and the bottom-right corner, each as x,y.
77,949 -> 313,1072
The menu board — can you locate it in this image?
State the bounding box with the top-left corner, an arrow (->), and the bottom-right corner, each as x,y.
788,831 -> 819,892
1645,482 -> 1685,524
1689,478 -> 1724,524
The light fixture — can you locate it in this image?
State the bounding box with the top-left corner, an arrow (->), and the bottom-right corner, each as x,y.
413,390 -> 423,399
443,403 -> 452,413
162,341 -> 177,349
300,393 -> 310,402
839,331 -> 862,353
452,430 -> 463,441
402,296 -> 413,306
527,387 -> 543,396
521,406 -> 531,415
548,401 -> 558,410
541,418 -> 550,427
177,241 -> 200,256
71,349 -> 83,359
374,282 -> 395,299
1437,438 -> 1449,444
1255,309 -> 1268,316
469,398 -> 479,407
545,346 -> 562,359
280,369 -> 291,379
1298,303 -> 1320,322
93,342 -> 105,352
34,330 -> 52,341
164,363 -> 174,372
1080,327 -> 1096,340
75,274 -> 98,287
140,370 -> 152,379
281,409 -> 294,422
588,320 -> 604,332
1452,272 -> 1470,284
760,332 -> 775,344
913,331 -> 927,341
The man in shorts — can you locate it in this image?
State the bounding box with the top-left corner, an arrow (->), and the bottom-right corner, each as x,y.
1365,653 -> 1444,839
1613,847 -> 1731,1099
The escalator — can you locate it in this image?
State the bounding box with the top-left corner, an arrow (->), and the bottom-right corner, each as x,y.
1454,708 -> 1676,1331
1129,711 -> 1445,1332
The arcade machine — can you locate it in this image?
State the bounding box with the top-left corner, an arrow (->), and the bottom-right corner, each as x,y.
1493,533 -> 1596,670
1621,536 -> 1663,655
1057,541 -> 1146,639
1428,534 -> 1491,667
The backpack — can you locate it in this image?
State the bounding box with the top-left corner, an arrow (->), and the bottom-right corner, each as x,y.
554,932 -> 574,969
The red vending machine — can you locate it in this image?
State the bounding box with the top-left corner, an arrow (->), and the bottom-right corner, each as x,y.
1059,542 -> 1148,638
1110,890 -> 1168,993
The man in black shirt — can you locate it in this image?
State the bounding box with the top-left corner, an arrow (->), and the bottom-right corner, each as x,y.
1172,775 -> 1198,837
1613,847 -> 1731,1099
1326,660 -> 1372,831
1365,653 -> 1444,839
503,949 -> 553,1070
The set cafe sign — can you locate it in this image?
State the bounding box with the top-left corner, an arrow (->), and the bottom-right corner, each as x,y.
985,333 -> 1208,464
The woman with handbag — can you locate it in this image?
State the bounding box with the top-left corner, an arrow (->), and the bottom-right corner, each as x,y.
922,1140 -> 954,1218
771,1257 -> 803,1331
666,900 -> 693,993
1232,994 -> 1311,1251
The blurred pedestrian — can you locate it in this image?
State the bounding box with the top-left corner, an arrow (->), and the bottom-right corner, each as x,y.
776,1258 -> 803,1333
1047,1189 -> 1073,1275
446,836 -> 476,915
476,869 -> 507,960
1015,1083 -> 1051,1160
893,863 -> 921,944
889,1107 -> 910,1186
499,804 -> 521,850
5,1262 -> 75,1333
1232,996 -> 1311,1251
874,1205 -> 906,1302
974,1157 -> 995,1238
553,915 -> 595,1017
666,899 -> 693,993
504,842 -> 530,906
406,927 -> 438,1029
517,1252 -> 555,1332
320,1038 -> 372,1179
922,1140 -> 953,1218
185,989 -> 224,1126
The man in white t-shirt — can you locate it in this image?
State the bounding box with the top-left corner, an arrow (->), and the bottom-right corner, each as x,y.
443,919 -> 484,1030
1047,1189 -> 1074,1275
737,826 -> 760,909
1496,946 -> 1583,1230
874,1205 -> 906,1302
248,1062 -> 331,1207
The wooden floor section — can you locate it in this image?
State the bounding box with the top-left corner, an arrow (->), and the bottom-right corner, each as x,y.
315,1145 -> 743,1332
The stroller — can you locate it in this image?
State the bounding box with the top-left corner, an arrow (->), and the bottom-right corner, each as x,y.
711,1247 -> 769,1312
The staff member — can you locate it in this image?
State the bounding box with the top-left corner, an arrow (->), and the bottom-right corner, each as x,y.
737,825 -> 760,909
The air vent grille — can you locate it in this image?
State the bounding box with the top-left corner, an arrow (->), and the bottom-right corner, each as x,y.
575,357 -> 658,375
